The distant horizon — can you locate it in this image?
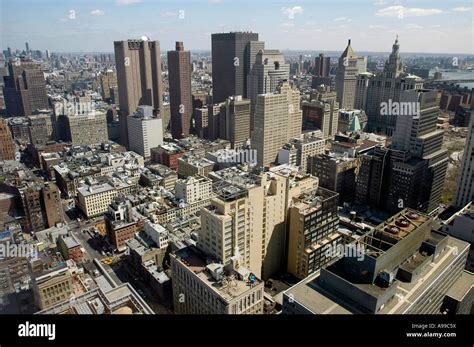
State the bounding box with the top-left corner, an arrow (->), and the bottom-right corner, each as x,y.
5,48 -> 474,58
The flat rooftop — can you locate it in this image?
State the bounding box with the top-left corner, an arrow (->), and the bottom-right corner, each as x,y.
174,247 -> 261,302
284,235 -> 469,314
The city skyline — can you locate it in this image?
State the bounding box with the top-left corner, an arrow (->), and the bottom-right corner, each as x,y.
1,0 -> 473,54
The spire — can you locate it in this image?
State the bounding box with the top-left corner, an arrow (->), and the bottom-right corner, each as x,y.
340,38 -> 356,59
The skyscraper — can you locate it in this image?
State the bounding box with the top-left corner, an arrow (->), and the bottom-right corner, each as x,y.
114,39 -> 164,147
211,32 -> 262,103
168,42 -> 192,139
313,53 -> 330,77
127,105 -> 163,158
356,89 -> 448,213
335,40 -> 358,110
252,82 -> 302,167
364,37 -> 423,135
302,85 -> 339,137
218,96 -> 251,149
454,91 -> 474,208
4,59 -> 49,117
247,49 -> 289,129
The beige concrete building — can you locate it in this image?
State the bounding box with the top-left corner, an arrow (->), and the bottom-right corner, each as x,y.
278,135 -> 327,173
171,246 -> 264,314
202,165 -> 318,279
77,178 -> 136,218
59,112 -> 108,147
32,266 -> 74,310
177,155 -> 215,177
252,82 -> 302,167
175,175 -> 213,204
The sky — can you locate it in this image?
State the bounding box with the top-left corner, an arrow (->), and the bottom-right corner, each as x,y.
1,0 -> 473,54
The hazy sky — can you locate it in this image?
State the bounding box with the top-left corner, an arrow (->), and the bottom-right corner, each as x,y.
1,0 -> 473,54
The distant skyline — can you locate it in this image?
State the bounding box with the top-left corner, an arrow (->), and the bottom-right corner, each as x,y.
1,0 -> 473,54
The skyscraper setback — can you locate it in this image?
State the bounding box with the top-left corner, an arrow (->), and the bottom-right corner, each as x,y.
114,39 -> 164,147
211,32 -> 263,103
4,59 -> 49,117
168,42 -> 192,139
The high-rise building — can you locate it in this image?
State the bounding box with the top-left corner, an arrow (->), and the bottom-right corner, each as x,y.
168,42 -> 192,139
28,113 -> 56,146
335,40 -> 358,110
364,37 -> 423,135
283,209 -> 470,314
454,92 -> 474,208
310,153 -> 359,204
42,182 -> 65,228
247,49 -> 289,128
127,105 -> 163,158
57,112 -> 108,146
287,186 -> 340,280
302,86 -> 339,137
354,72 -> 373,110
278,135 -> 326,173
4,59 -> 49,117
211,32 -> 262,103
356,89 -> 448,214
218,96 -> 251,149
313,53 -> 330,77
0,117 -> 16,160
100,70 -> 118,102
114,39 -> 164,147
252,82 -> 302,166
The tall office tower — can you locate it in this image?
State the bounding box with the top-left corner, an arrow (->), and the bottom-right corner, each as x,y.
365,37 -> 423,135
391,89 -> 448,212
252,82 -> 302,166
310,153 -> 359,204
28,113 -> 56,145
211,32 -> 262,103
354,72 -> 373,110
127,105 -> 163,158
100,70 -> 118,102
25,42 -> 30,53
357,90 -> 448,213
194,107 -> 209,138
455,93 -> 474,208
168,42 -> 192,139
4,59 -> 49,117
114,39 -> 164,147
247,49 -> 289,129
302,85 -> 339,137
56,111 -> 108,146
0,118 -> 16,160
41,182 -> 64,228
287,186 -> 340,280
218,96 -> 251,149
283,209 -> 471,314
313,53 -> 330,77
206,104 -> 223,141
335,39 -> 358,110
